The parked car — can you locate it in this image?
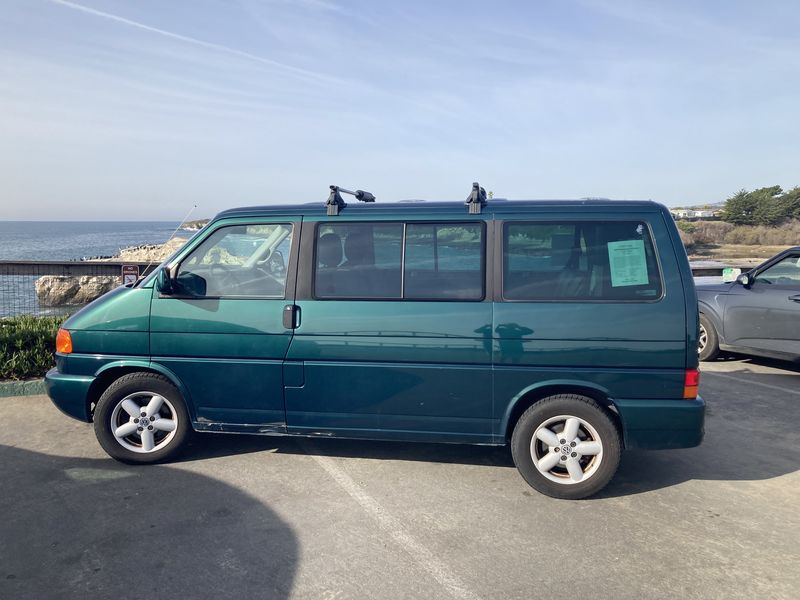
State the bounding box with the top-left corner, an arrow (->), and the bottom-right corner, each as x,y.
696,247 -> 800,362
46,191 -> 704,499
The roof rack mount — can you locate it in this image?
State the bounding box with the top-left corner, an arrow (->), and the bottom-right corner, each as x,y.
326,185 -> 376,216
465,182 -> 487,214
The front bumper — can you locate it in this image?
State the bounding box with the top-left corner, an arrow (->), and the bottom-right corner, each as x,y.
44,367 -> 94,422
616,396 -> 705,449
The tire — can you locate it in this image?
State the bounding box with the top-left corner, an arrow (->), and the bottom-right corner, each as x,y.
510,394 -> 621,500
93,372 -> 190,464
698,313 -> 720,361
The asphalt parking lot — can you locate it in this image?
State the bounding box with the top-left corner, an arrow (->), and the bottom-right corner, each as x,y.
1,356 -> 798,600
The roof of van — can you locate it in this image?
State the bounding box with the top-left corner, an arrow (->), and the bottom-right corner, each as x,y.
215,199 -> 665,219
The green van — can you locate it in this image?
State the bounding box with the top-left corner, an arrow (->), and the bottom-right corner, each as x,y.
46,190 -> 704,499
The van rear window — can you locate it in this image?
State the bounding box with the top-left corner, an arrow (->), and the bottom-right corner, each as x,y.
503,221 -> 662,301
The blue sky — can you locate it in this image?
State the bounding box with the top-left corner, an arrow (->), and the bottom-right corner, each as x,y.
1,0 -> 799,220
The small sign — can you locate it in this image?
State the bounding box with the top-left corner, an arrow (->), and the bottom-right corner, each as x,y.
607,239 -> 649,287
722,267 -> 741,283
122,264 -> 140,286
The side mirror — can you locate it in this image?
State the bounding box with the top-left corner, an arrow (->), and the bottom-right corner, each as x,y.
736,272 -> 752,288
155,268 -> 174,295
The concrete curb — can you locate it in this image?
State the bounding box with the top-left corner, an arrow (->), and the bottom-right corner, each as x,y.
0,379 -> 46,397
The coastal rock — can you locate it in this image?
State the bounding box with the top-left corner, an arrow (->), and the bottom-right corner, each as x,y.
35,275 -> 119,306
180,219 -> 209,231
72,276 -> 118,304
34,276 -> 81,306
33,237 -> 188,307
101,237 -> 188,263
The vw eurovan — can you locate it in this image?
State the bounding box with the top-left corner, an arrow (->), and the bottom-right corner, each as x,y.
46,189 -> 704,499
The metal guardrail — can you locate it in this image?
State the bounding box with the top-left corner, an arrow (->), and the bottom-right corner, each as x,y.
0,261 -> 154,276
0,259 -> 747,318
691,266 -> 736,277
689,262 -> 753,277
0,261 -> 156,317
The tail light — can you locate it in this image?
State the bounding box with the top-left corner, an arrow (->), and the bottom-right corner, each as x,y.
683,368 -> 700,399
56,328 -> 73,354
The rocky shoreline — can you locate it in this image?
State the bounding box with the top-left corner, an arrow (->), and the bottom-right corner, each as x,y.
34,237 -> 188,307
180,219 -> 209,231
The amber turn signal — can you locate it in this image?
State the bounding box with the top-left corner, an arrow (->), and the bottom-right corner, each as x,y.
683,368 -> 700,399
56,328 -> 73,354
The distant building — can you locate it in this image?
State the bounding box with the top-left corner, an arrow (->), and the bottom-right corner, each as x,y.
670,208 -> 720,220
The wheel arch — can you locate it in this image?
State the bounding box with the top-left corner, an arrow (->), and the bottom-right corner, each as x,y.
698,301 -> 724,342
501,382 -> 623,446
87,361 -> 195,423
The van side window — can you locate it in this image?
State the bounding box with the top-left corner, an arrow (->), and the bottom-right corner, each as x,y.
176,224 -> 293,298
404,224 -> 483,299
503,221 -> 662,301
314,223 -> 403,298
314,222 -> 485,300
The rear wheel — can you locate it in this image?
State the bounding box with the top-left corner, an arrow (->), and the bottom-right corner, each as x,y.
94,372 -> 190,464
698,313 -> 720,361
511,394 -> 621,499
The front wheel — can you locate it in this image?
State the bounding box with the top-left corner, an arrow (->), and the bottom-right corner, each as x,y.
94,372 -> 190,464
511,395 -> 621,499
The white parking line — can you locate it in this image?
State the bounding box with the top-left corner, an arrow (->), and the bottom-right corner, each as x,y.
309,452 -> 483,600
703,370 -> 800,396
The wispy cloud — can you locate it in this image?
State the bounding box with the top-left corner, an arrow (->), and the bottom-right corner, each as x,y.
46,0 -> 463,120
47,0 -> 343,86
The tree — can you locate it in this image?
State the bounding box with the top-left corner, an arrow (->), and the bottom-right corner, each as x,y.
780,186 -> 800,220
751,186 -> 785,226
720,185 -> 790,226
720,189 -> 759,225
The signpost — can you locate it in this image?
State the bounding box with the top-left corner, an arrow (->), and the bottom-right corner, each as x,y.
122,264 -> 140,286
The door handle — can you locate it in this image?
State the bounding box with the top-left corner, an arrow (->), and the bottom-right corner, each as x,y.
790,295 -> 800,303
283,304 -> 300,329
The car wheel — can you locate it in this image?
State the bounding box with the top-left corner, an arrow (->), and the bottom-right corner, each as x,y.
94,372 -> 190,464
698,313 -> 720,361
511,394 -> 621,500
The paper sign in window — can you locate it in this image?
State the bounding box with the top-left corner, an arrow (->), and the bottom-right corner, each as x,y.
607,239 -> 648,287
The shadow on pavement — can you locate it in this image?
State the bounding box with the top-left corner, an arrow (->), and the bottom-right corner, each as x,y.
714,353 -> 800,373
601,357 -> 800,498
181,432 -> 515,468
0,445 -> 297,600
131,353 -> 800,500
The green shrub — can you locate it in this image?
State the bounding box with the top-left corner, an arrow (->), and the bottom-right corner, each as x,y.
721,219 -> 800,246
677,218 -> 800,247
0,315 -> 66,380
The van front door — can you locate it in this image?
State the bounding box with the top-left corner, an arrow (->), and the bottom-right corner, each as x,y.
724,252 -> 800,356
150,218 -> 299,431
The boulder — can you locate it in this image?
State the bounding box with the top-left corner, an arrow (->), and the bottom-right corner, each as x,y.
35,275 -> 118,307
72,276 -> 119,304
34,276 -> 80,306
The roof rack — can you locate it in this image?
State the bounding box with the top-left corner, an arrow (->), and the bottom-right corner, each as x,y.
326,185 -> 376,216
465,182 -> 487,214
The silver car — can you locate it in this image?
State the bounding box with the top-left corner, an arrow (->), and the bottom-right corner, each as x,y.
696,247 -> 800,362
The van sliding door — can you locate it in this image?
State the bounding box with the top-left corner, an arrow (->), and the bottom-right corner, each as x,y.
285,217 -> 494,443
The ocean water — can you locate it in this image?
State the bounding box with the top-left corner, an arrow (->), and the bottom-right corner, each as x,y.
0,221 -> 191,317
0,221 -> 184,260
